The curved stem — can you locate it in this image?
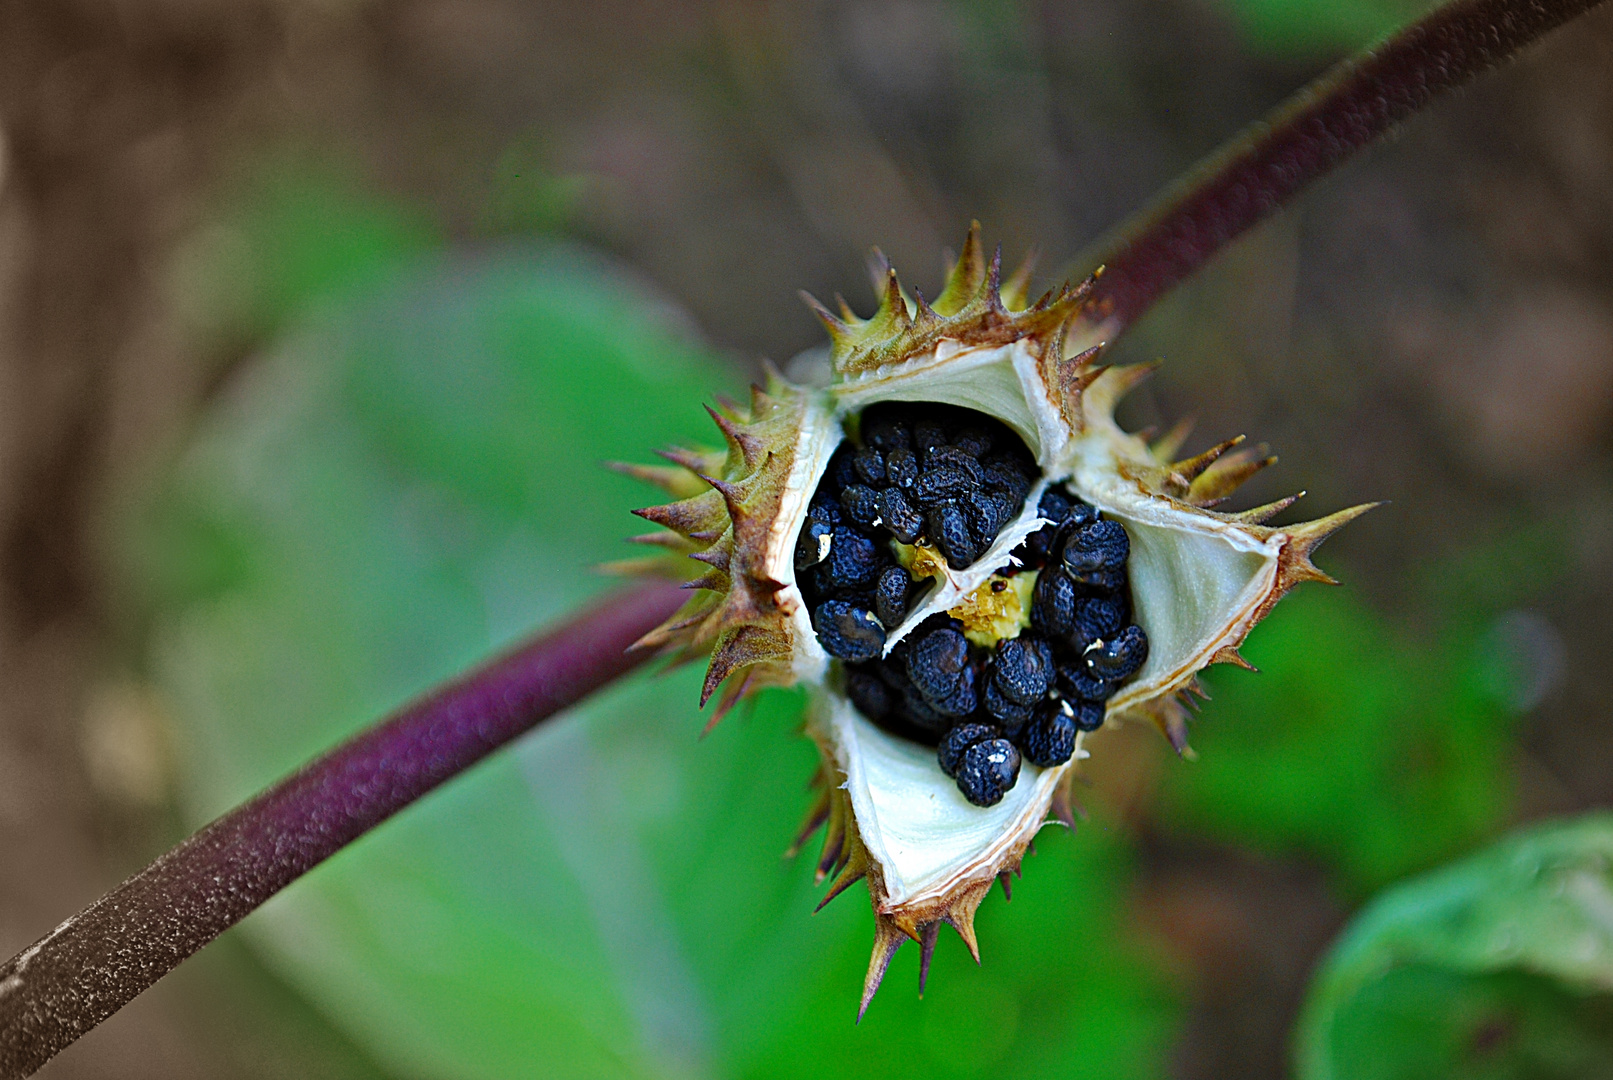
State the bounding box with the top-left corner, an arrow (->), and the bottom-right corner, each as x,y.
0,580 -> 687,1079
1080,0 -> 1607,334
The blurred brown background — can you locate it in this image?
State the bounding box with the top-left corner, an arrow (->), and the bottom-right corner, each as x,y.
5,0 -> 1613,1075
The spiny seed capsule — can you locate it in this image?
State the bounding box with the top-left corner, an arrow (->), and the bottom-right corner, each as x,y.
629,225 -> 1371,1004
793,404 -> 1150,805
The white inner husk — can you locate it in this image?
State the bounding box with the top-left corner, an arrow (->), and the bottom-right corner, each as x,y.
773,336 -> 1289,906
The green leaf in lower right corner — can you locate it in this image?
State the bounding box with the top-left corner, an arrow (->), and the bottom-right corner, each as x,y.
1296,812 -> 1613,1080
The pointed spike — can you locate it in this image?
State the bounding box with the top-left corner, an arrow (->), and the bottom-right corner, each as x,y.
1209,645 -> 1258,671
835,293 -> 858,323
997,871 -> 1012,902
712,393 -> 746,419
866,247 -> 893,297
814,862 -> 867,912
599,555 -> 685,578
747,381 -> 777,416
942,883 -> 989,964
1224,492 -> 1304,525
815,839 -> 868,912
1190,449 -> 1277,504
911,285 -> 939,325
654,446 -> 715,474
1001,248 -> 1038,310
859,917 -> 907,1023
1150,417 -> 1197,463
605,460 -> 708,498
1287,502 -> 1382,554
703,669 -> 757,735
681,569 -> 729,593
800,290 -> 852,343
935,221 -> 986,315
688,545 -> 731,572
785,788 -> 831,858
705,405 -> 767,471
878,268 -> 912,328
625,530 -> 694,551
984,244 -> 1005,310
817,791 -> 848,882
1172,435 -> 1246,484
917,921 -> 940,997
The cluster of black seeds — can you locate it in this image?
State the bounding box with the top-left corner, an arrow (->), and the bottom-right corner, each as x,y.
795,404 -> 1038,664
794,403 -> 1150,809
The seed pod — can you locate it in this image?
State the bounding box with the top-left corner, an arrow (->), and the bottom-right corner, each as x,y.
623,223 -> 1374,1009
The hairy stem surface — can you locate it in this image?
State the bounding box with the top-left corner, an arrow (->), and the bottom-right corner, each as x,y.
1082,0 -> 1607,333
0,580 -> 686,1079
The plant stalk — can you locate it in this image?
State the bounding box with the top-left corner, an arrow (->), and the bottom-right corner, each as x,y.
0,580 -> 687,1079
1080,0 -> 1607,334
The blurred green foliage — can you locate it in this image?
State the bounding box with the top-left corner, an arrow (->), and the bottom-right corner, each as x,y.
126,170 -> 1178,1079
1213,0 -> 1438,56
1162,523 -> 1563,896
1297,813 -> 1613,1080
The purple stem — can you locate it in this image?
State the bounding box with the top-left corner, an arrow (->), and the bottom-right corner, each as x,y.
1083,0 -> 1607,333
0,580 -> 687,1079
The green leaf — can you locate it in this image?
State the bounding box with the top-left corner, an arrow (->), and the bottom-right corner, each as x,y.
1161,585 -> 1521,894
1296,813 -> 1613,1080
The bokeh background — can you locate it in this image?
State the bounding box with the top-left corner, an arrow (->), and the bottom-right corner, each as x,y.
5,0 -> 1613,1076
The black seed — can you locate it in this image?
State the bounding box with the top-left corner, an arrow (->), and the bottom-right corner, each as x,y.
901,685 -> 954,733
1088,624 -> 1149,680
928,502 -> 980,569
1037,487 -> 1074,525
1030,568 -> 1077,636
813,600 -> 886,661
874,565 -> 911,628
929,664 -> 979,716
1057,662 -> 1116,701
795,506 -> 837,570
853,449 -> 887,486
955,738 -> 1021,806
924,447 -> 986,484
818,527 -> 883,592
981,459 -> 1032,500
1061,500 -> 1100,530
983,679 -> 1034,731
938,723 -> 997,778
905,626 -> 971,700
961,491 -> 1000,548
1061,519 -> 1130,587
877,487 -> 925,544
1074,593 -> 1128,639
885,448 -> 919,489
864,419 -> 911,453
1069,697 -> 1106,732
993,636 -> 1054,704
840,484 -> 882,529
846,669 -> 894,721
952,427 -> 994,457
829,446 -> 859,491
912,464 -> 979,507
913,420 -> 949,454
1022,704 -> 1077,767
